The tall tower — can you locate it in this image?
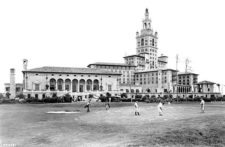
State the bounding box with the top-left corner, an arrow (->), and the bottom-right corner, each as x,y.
136,8 -> 158,70
9,68 -> 16,99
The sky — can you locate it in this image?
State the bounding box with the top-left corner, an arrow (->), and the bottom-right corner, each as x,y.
0,0 -> 225,93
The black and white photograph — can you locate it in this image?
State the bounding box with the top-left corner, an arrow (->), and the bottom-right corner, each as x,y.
0,0 -> 225,146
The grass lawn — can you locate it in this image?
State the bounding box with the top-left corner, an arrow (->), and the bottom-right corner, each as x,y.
1,102 -> 225,147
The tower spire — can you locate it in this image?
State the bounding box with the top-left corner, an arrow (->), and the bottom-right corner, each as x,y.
145,8 -> 149,19
143,8 -> 151,29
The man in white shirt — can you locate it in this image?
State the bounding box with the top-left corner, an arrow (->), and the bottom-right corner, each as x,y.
157,101 -> 163,116
200,98 -> 205,113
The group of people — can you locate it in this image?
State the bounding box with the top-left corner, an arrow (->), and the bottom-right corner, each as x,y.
84,96 -> 206,115
134,98 -> 205,116
134,101 -> 163,116
84,96 -> 111,112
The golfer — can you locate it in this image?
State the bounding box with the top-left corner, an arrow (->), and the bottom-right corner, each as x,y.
200,98 -> 205,113
157,101 -> 163,116
105,99 -> 110,110
134,101 -> 140,116
84,100 -> 90,112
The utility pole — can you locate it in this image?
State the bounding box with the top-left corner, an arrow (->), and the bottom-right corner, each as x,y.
176,54 -> 179,71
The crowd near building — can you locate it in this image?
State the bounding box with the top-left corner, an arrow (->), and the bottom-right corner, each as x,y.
4,9 -> 222,99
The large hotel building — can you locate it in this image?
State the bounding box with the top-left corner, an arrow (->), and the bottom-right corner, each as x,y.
5,9 -> 222,99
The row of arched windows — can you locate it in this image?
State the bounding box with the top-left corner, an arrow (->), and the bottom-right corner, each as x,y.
49,78 -> 100,92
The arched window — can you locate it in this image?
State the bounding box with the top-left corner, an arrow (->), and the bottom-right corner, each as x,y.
57,79 -> 63,91
144,23 -> 147,29
141,38 -> 144,46
152,39 -> 155,46
93,79 -> 99,91
86,79 -> 92,91
50,78 -> 56,91
65,79 -> 71,91
72,79 -> 78,92
79,79 -> 85,92
136,89 -> 140,93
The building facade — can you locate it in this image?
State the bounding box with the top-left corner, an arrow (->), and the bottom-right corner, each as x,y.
4,83 -> 23,97
4,8 -> 222,99
134,69 -> 177,93
22,66 -> 121,99
197,81 -> 220,93
176,72 -> 199,93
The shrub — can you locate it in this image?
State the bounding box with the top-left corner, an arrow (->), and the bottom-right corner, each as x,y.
57,97 -> 64,103
106,92 -> 111,98
141,95 -> 149,102
43,97 -> 51,103
186,96 -> 193,102
89,94 -> 94,98
6,92 -> 10,98
135,94 -> 142,99
17,93 -> 25,99
111,96 -> 121,102
121,93 -> 127,98
134,94 -> 143,102
193,96 -> 200,102
210,96 -> 216,102
26,97 -> 39,103
202,97 -> 211,102
222,96 -> 225,101
99,94 -> 106,102
163,95 -> 168,100
0,93 -> 5,99
63,94 -> 72,103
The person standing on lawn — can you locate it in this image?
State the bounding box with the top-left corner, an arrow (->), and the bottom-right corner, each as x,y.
105,99 -> 110,110
157,101 -> 163,116
84,97 -> 91,112
134,101 -> 140,116
105,93 -> 111,110
200,98 -> 205,113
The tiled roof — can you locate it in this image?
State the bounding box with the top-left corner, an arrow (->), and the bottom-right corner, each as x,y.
87,62 -> 136,67
4,83 -> 23,86
158,60 -> 167,63
158,55 -> 168,58
178,72 -> 198,75
135,68 -> 178,73
123,55 -> 144,58
23,66 -> 121,75
197,80 -> 215,85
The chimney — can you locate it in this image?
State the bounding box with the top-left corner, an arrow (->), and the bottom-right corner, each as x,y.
23,59 -> 28,71
155,32 -> 158,37
136,31 -> 139,36
10,68 -> 16,99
